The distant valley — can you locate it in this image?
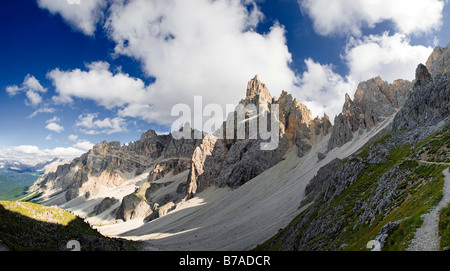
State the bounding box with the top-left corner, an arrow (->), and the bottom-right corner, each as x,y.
0,159 -> 60,201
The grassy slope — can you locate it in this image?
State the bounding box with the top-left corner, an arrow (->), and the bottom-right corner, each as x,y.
0,201 -> 140,251
439,203 -> 450,250
256,124 -> 449,251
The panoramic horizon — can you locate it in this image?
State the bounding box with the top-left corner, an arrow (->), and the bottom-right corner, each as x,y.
1,0 -> 450,256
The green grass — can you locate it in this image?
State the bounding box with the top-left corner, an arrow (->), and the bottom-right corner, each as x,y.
343,128 -> 448,251
0,201 -> 141,251
439,202 -> 450,251
382,215 -> 422,251
0,185 -> 29,201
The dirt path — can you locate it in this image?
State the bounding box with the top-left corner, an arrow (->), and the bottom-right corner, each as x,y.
407,168 -> 450,251
418,160 -> 450,166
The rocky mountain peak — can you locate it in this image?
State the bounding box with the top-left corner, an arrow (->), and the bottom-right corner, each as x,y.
344,93 -> 351,103
393,60 -> 450,132
140,129 -> 158,140
277,90 -> 312,124
328,75 -> 413,150
426,43 -> 449,76
354,76 -> 388,103
245,75 -> 272,105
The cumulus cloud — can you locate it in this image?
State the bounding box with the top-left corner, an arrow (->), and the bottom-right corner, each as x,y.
299,0 -> 445,36
72,140 -> 95,152
48,61 -> 150,110
37,0 -> 106,36
76,113 -> 127,135
295,59 -> 356,120
25,90 -> 43,106
45,122 -> 64,133
68,134 -> 79,142
0,143 -> 92,165
344,33 -> 433,83
6,74 -> 47,106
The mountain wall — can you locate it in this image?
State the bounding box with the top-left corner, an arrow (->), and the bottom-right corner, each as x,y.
257,43 -> 450,251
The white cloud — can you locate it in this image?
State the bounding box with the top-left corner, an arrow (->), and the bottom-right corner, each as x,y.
344,33 -> 433,83
28,107 -> 56,118
25,90 -> 43,106
72,140 -> 95,152
46,122 -> 64,133
48,61 -> 150,109
37,0 -> 106,36
46,116 -> 61,123
68,134 -> 78,142
23,74 -> 47,93
295,59 -> 356,120
45,134 -> 53,141
76,113 -> 127,135
0,143 -> 93,165
6,85 -> 21,96
299,0 -> 445,36
6,74 -> 47,106
105,0 -> 297,127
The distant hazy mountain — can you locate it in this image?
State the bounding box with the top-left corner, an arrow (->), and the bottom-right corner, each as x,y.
0,158 -> 60,173
0,158 -> 61,201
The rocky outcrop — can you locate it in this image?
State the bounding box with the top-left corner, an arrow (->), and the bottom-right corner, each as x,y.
90,197 -> 119,217
278,90 -> 332,157
245,75 -> 273,106
426,43 -> 450,77
393,45 -> 450,132
148,158 -> 191,182
116,193 -> 152,222
328,76 -> 413,150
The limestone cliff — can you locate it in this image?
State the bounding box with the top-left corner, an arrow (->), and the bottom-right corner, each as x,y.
328,76 -> 413,150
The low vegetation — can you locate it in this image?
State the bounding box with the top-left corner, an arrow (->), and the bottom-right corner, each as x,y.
256,124 -> 449,251
439,203 -> 450,251
0,201 -> 141,251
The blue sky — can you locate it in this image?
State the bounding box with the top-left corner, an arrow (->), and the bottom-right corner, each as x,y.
0,0 -> 449,164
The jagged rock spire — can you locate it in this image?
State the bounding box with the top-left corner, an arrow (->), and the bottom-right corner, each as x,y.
414,64 -> 432,87
245,75 -> 272,105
